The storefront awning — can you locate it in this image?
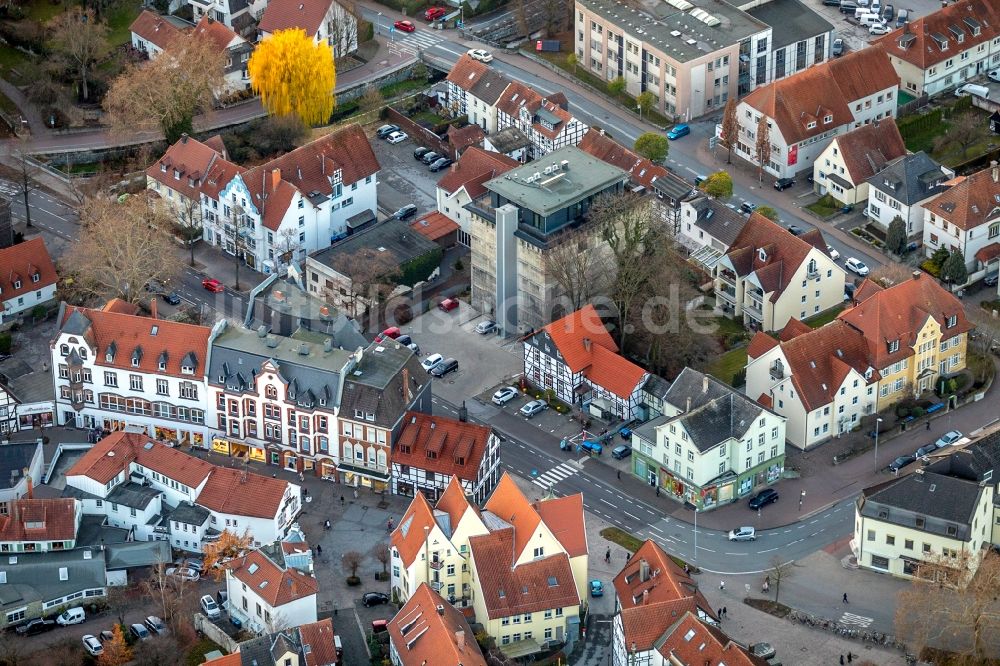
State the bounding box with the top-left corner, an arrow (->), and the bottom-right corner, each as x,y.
338,462 -> 390,482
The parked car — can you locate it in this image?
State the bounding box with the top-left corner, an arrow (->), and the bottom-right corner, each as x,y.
200,595 -> 221,619
475,320 -> 497,334
420,151 -> 441,165
376,124 -> 400,138
611,445 -> 632,460
144,616 -> 167,635
845,257 -> 870,276
985,273 -> 999,286
438,298 -> 459,312
421,353 -> 444,372
915,443 -> 939,458
748,488 -> 779,510
619,427 -> 632,440
750,643 -> 776,660
386,131 -> 408,144
393,204 -> 418,220
430,358 -> 458,377
740,202 -> 757,215
590,580 -> 604,597
728,526 -> 756,542
424,6 -> 447,20
157,290 -> 181,305
375,326 -> 401,343
895,7 -> 908,26
393,20 -> 415,32
413,146 -> 431,160
826,245 -> 840,261
371,619 -> 389,634
395,334 -> 413,347
130,623 -> 151,641
832,38 -> 844,56
99,630 -> 115,643
774,177 -> 796,191
362,592 -> 390,607
165,566 -> 200,582
822,0 -> 840,5
201,278 -> 224,293
492,386 -> 519,406
428,157 -> 454,172
467,48 -> 494,62
889,455 -> 916,472
935,430 -> 964,448
15,618 -> 56,636
667,124 -> 690,140
882,3 -> 894,19
56,608 -> 86,626
989,68 -> 1000,83
786,224 -> 804,236
520,400 -> 547,417
82,635 -> 104,657
869,23 -> 891,35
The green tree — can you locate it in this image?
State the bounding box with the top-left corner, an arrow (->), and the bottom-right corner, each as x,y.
700,171 -> 733,199
886,215 -> 908,255
608,77 -> 626,96
637,91 -> 656,118
940,250 -> 968,285
634,132 -> 668,163
566,52 -> 577,73
754,205 -> 779,221
930,247 -> 951,269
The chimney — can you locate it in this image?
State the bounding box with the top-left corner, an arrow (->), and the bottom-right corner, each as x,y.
451,162 -> 459,173
23,471 -> 32,500
912,270 -> 921,280
642,588 -> 649,605
686,397 -> 692,413
702,375 -> 709,394
992,160 -> 998,183
270,168 -> 281,190
402,367 -> 410,400
436,604 -> 445,615
582,337 -> 591,352
455,629 -> 465,649
180,134 -> 188,144
640,558 -> 650,582
459,400 -> 468,422
150,298 -> 158,320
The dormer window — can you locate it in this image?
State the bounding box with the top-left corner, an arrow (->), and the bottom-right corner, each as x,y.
31,272 -> 39,283
946,315 -> 957,329
13,279 -> 21,289
132,348 -> 143,367
160,163 -> 167,172
60,344 -> 69,356
823,115 -> 833,124
806,121 -> 817,130
181,365 -> 193,375
758,248 -> 767,262
158,360 -> 166,371
888,340 -> 900,353
173,169 -> 180,180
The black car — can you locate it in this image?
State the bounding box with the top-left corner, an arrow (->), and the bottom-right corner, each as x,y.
393,204 -> 418,220
786,225 -> 805,236
413,146 -> 431,160
160,291 -> 181,305
15,619 -> 56,636
362,592 -> 390,607
748,488 -> 779,510
420,151 -> 441,165
882,3 -> 894,20
430,358 -> 458,377
376,124 -> 400,139
889,455 -> 916,472
739,202 -> 757,215
985,273 -> 999,287
774,177 -> 796,191
428,157 -> 454,172
915,443 -> 938,458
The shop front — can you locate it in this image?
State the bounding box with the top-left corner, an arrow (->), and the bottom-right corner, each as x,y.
317,457 -> 338,481
338,462 -> 390,492
211,437 -> 266,463
155,426 -> 204,449
17,403 -> 54,430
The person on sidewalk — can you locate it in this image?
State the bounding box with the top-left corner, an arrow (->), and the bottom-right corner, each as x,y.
843,592 -> 849,604
840,655 -> 845,665
617,470 -> 621,480
926,420 -> 931,430
605,548 -> 611,564
720,580 -> 725,590
722,607 -> 727,617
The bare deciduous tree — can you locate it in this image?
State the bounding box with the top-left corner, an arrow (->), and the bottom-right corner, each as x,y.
374,543 -> 390,575
543,226 -> 608,314
63,194 -> 182,304
868,262 -> 917,289
359,84 -> 384,115
768,556 -> 795,605
328,247 -> 399,318
343,550 -> 363,579
328,4 -> 360,59
48,7 -> 109,102
720,97 -> 738,164
11,137 -> 38,229
755,115 -> 771,184
933,112 -> 988,158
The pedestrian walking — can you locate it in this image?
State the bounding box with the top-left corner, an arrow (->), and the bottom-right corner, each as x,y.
617,470 -> 621,480
720,580 -> 725,591
626,552 -> 631,561
840,655 -> 845,665
656,486 -> 660,497
340,495 -> 345,506
605,548 -> 611,564
683,564 -> 690,575
717,608 -> 722,620
353,488 -> 359,500
926,420 -> 931,430
298,472 -> 304,482
843,592 -> 848,604
722,607 -> 727,617
316,544 -> 322,555
847,653 -> 853,663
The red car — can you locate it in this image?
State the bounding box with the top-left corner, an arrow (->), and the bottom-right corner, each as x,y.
438,298 -> 459,312
201,278 -> 224,293
394,20 -> 415,32
374,326 -> 401,343
424,6 -> 446,20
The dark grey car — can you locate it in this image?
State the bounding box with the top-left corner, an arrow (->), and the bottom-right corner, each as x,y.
430,358 -> 458,377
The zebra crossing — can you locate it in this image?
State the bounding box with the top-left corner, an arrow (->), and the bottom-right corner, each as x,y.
531,461 -> 579,489
392,29 -> 445,54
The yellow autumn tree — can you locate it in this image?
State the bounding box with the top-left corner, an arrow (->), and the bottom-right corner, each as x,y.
248,29 -> 336,126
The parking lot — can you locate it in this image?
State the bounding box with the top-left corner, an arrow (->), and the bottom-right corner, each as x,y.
809,0 -> 952,52
370,127 -> 443,219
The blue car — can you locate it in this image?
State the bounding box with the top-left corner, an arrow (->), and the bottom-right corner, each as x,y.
667,124 -> 690,140
590,580 -> 604,597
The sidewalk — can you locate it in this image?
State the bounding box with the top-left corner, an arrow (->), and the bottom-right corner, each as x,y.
0,77 -> 44,136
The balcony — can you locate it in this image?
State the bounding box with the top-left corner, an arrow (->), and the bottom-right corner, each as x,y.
431,581 -> 444,591
429,560 -> 444,570
770,361 -> 784,380
716,284 -> 737,303
744,300 -> 763,321
718,270 -> 737,287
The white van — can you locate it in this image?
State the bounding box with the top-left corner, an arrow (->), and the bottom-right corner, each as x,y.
859,12 -> 884,26
955,84 -> 990,99
56,607 -> 86,626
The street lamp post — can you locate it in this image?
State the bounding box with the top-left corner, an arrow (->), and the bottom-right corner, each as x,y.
798,490 -> 805,511
874,417 -> 884,473
637,105 -> 642,121
693,507 -> 698,566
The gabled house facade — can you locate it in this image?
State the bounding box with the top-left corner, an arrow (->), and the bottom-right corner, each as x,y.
390,412 -> 501,504
496,84 -> 587,159
866,152 -> 950,237
630,368 -> 786,510
922,162 -> 1000,278
389,583 -> 488,666
129,10 -> 183,58
523,305 -> 648,421
736,47 -> 899,179
258,0 -> 358,58
224,543 -> 318,633
52,303 -> 212,445
812,119 -> 907,207
0,238 -> 58,326
0,379 -> 17,436
0,498 -> 81,553
187,0 -> 265,35
445,55 -> 510,133
715,214 -> 845,331
678,194 -> 748,269
874,0 -> 1000,97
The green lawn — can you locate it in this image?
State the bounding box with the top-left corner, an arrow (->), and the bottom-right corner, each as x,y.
705,347 -> 747,386
805,195 -> 842,217
804,304 -> 844,328
107,0 -> 143,47
0,45 -> 28,78
709,315 -> 747,339
24,0 -> 65,23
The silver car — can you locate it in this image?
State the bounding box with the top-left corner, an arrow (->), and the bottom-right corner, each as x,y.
727,526 -> 756,542
519,400 -> 547,417
200,594 -> 221,619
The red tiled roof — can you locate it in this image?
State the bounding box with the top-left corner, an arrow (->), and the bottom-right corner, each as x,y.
495,82 -> 575,140
258,0 -> 336,36
390,491 -> 438,568
102,299 -> 140,315
411,212 -> 459,241
388,584 -> 487,666
192,15 -> 244,51
197,466 -> 291,519
743,47 -> 897,145
203,653 -> 242,666
437,146 -> 518,198
874,0 -> 1000,70
469,529 -> 579,619
540,305 -> 618,373
445,54 -> 491,93
757,393 -> 773,409
585,343 -> 647,399
482,472 -> 541,561
578,129 -> 668,189
838,272 -> 972,369
147,134 -> 228,202
534,494 -> 587,558
976,242 -> 1000,264
393,412 -> 494,483
130,10 -> 184,51
227,549 -> 318,607
0,238 -> 58,302
657,612 -> 764,666
447,124 -> 485,152
832,120 -> 906,184
435,475 -> 475,534
0,499 -> 77,544
924,164 -> 1000,231
746,331 -> 779,359
60,305 -> 211,379
299,619 -> 339,666
612,539 -> 715,650
778,318 -> 812,342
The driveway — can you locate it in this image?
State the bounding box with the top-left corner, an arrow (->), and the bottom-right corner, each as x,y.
369,128 -> 441,219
